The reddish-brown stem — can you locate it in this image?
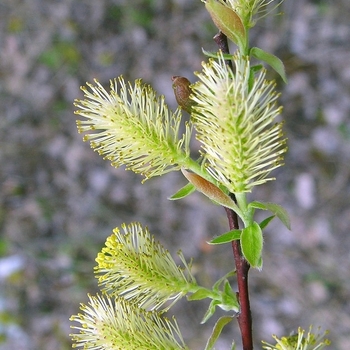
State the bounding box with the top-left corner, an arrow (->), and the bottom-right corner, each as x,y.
214,30 -> 253,349
225,207 -> 253,350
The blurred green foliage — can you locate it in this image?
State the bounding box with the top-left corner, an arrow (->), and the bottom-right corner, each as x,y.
105,1 -> 156,32
39,40 -> 81,71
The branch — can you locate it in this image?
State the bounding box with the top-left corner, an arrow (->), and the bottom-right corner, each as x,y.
214,30 -> 253,350
225,206 -> 253,350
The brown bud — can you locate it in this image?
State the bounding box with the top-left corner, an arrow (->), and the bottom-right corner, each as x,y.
171,76 -> 195,113
181,169 -> 235,208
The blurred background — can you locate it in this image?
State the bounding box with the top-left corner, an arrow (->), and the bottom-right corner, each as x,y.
1,0 -> 350,349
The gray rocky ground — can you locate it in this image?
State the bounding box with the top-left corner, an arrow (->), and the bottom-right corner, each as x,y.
1,0 -> 350,349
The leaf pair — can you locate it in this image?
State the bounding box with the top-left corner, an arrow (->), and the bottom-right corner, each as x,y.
208,222 -> 263,268
209,202 -> 291,268
202,47 -> 287,83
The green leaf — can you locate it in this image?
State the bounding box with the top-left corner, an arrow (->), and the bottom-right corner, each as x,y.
259,215 -> 275,230
249,201 -> 291,230
250,64 -> 264,73
248,67 -> 255,92
213,270 -> 236,291
202,48 -> 234,60
263,203 -> 290,230
224,280 -> 234,296
204,316 -> 234,350
241,222 -> 263,268
201,300 -> 220,324
187,287 -> 211,301
209,229 -> 241,245
248,201 -> 267,210
168,182 -> 195,200
221,281 -> 239,310
205,0 -> 246,50
248,65 -> 264,91
250,47 -> 287,83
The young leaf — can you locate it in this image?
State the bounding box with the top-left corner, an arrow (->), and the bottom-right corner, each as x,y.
168,182 -> 195,200
204,316 -> 234,350
212,270 -> 236,291
209,229 -> 242,245
263,203 -> 291,230
259,215 -> 275,230
249,201 -> 291,230
187,287 -> 212,301
241,222 -> 263,268
201,300 -> 220,324
250,64 -> 264,74
202,48 -> 234,60
248,201 -> 267,210
250,47 -> 287,83
221,281 -> 239,310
